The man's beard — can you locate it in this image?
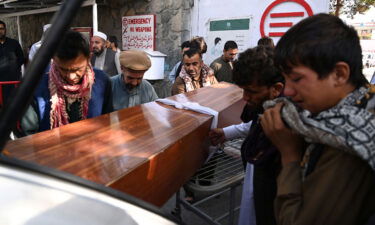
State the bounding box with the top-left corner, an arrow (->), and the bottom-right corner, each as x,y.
0,33 -> 5,40
125,83 -> 137,91
93,47 -> 104,56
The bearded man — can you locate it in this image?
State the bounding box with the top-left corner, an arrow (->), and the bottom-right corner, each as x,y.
0,20 -> 24,105
111,50 -> 158,110
90,31 -> 120,76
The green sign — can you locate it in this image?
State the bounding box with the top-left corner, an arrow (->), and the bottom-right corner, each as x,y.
210,19 -> 250,31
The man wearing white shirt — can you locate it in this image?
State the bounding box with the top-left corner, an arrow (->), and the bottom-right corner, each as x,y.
29,24 -> 51,61
209,46 -> 283,225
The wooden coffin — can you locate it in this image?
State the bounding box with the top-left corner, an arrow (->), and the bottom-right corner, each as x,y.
4,82 -> 244,206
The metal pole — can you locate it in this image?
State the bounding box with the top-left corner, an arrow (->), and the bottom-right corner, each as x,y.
0,0 -> 86,151
16,15 -> 24,77
172,190 -> 182,221
16,16 -> 22,48
93,2 -> 98,32
229,185 -> 236,224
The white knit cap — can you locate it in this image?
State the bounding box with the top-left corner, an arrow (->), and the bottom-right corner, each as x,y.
93,31 -> 107,41
43,24 -> 51,32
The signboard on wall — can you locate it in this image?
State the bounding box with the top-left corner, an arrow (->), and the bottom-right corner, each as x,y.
206,18 -> 250,64
192,0 -> 328,54
72,27 -> 93,48
260,0 -> 313,39
122,15 -> 156,51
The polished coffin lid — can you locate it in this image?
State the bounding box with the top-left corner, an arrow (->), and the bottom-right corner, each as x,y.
4,82 -> 244,206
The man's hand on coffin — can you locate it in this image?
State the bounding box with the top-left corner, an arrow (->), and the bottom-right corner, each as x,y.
209,128 -> 226,146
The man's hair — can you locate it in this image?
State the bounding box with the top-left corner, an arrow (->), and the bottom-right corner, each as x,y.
190,36 -> 207,54
257,36 -> 274,48
233,46 -> 283,87
214,37 -> 221,45
0,20 -> 5,28
183,48 -> 202,59
55,30 -> 90,60
224,41 -> 238,51
275,13 -> 367,88
181,41 -> 190,50
108,35 -> 118,48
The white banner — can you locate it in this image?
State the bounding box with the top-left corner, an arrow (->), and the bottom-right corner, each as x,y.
122,15 -> 155,51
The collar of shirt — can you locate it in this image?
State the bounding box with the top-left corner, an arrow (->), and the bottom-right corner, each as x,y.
221,55 -> 233,69
191,72 -> 201,81
0,37 -> 8,45
221,55 -> 232,64
98,48 -> 107,58
94,48 -> 107,70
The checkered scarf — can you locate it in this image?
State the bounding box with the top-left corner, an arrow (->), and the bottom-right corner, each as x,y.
179,64 -> 215,92
263,85 -> 375,171
48,61 -> 95,129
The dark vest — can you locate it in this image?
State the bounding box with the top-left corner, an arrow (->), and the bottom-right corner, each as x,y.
91,49 -> 118,76
240,104 -> 280,225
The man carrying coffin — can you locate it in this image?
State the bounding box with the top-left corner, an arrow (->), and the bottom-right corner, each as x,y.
111,50 -> 158,110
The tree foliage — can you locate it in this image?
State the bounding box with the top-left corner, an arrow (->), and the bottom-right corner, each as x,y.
329,0 -> 375,17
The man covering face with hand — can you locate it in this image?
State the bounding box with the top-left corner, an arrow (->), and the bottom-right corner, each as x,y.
260,13 -> 375,225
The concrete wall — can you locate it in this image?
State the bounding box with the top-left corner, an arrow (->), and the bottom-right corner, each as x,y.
98,0 -> 193,71
2,7 -> 92,52
2,0 -> 192,75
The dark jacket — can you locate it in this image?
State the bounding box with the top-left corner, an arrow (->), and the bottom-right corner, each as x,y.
0,37 -> 24,81
23,68 -> 113,134
276,146 -> 375,225
240,104 -> 280,225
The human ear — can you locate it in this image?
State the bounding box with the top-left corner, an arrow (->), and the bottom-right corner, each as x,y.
270,82 -> 284,98
333,62 -> 350,86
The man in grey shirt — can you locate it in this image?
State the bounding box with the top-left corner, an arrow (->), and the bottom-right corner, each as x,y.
111,50 -> 158,110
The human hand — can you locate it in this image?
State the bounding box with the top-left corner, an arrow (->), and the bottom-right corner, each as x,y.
260,103 -> 305,165
209,128 -> 226,146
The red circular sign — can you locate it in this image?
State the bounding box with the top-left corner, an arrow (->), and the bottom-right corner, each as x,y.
260,0 -> 313,37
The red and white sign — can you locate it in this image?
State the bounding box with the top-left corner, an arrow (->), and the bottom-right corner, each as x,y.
260,0 -> 313,38
122,15 -> 156,51
192,0 -> 327,49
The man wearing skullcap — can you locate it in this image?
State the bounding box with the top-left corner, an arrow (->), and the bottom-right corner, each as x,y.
111,49 -> 158,110
90,31 -> 120,76
29,24 -> 51,61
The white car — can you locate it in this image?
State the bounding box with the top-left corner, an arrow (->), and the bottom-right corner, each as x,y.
0,157 -> 178,225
